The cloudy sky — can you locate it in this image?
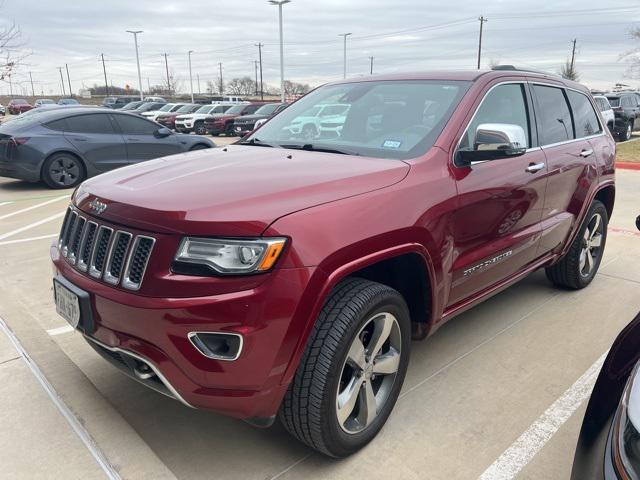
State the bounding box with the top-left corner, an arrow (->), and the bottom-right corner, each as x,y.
1,0 -> 639,96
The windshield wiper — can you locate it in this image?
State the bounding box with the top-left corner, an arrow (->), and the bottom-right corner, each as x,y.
236,138 -> 276,147
281,143 -> 360,156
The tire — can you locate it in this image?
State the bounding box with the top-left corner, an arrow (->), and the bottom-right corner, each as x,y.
194,122 -> 207,135
42,153 -> 85,189
301,124 -> 317,141
279,278 -> 411,457
224,122 -> 235,137
622,121 -> 633,141
545,200 -> 608,289
189,144 -> 209,151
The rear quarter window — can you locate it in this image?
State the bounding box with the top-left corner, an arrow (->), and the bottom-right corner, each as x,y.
532,85 -> 574,145
567,91 -> 601,138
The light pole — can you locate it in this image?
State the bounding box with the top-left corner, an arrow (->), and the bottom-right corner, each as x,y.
339,33 -> 352,79
269,0 -> 290,103
188,50 -> 194,103
126,30 -> 144,100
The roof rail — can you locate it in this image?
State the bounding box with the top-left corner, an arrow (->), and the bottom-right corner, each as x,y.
491,65 -> 562,78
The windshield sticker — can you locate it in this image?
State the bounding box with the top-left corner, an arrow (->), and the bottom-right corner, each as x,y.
382,140 -> 402,149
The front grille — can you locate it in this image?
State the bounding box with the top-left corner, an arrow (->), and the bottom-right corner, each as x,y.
58,206 -> 155,290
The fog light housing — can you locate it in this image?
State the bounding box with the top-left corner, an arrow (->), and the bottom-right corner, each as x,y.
188,332 -> 243,361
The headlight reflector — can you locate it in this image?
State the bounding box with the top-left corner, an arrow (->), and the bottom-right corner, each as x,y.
175,237 -> 286,275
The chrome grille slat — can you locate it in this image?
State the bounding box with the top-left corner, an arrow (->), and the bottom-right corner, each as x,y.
58,206 -> 155,289
104,231 -> 132,285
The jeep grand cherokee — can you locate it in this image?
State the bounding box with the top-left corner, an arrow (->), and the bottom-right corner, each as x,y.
51,68 -> 615,458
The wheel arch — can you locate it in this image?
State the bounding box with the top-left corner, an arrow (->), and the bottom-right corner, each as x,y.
594,185 -> 615,220
40,149 -> 88,182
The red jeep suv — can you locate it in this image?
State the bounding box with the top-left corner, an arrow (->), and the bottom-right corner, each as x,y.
51,68 -> 615,458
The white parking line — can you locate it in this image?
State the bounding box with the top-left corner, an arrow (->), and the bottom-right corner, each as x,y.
0,195 -> 68,221
0,201 -> 13,207
46,325 -> 75,336
0,211 -> 65,241
0,315 -> 121,480
0,233 -> 58,246
478,352 -> 607,480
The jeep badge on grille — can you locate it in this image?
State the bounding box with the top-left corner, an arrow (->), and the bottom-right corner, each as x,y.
88,198 -> 107,215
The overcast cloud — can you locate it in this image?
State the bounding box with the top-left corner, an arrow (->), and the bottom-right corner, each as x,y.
1,0 -> 639,95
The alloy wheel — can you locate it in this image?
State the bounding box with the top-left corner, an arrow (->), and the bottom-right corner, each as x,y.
579,212 -> 604,277
336,312 -> 402,434
49,157 -> 81,187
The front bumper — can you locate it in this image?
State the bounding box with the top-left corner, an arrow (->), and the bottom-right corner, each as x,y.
51,243 -> 315,420
175,121 -> 194,133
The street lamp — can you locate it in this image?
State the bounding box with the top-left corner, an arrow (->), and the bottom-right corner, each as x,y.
339,33 -> 352,79
269,0 -> 290,102
188,50 -> 194,103
126,30 -> 144,100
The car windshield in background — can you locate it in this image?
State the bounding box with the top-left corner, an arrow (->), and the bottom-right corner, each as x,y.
225,104 -> 247,115
245,80 -> 470,160
195,105 -> 214,114
175,104 -> 197,113
13,99 -> 28,105
255,104 -> 280,115
607,97 -> 620,107
158,103 -> 175,112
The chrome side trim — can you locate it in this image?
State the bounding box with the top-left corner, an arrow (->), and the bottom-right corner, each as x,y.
187,331 -> 244,361
103,231 -> 132,285
121,235 -> 155,291
84,335 -> 194,409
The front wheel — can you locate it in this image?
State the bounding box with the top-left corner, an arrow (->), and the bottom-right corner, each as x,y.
279,278 -> 411,457
621,121 -> 633,141
194,122 -> 207,135
545,200 -> 608,289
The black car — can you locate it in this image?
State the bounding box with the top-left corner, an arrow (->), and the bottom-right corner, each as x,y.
120,101 -> 144,111
132,102 -> 167,115
103,96 -> 140,109
605,93 -> 640,141
232,103 -> 288,136
572,218 -> 640,480
0,108 -> 215,189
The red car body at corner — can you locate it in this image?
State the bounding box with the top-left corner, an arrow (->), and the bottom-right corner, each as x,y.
51,70 -> 615,424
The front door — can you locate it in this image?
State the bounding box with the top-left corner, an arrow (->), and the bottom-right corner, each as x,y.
111,114 -> 181,163
448,82 -> 548,306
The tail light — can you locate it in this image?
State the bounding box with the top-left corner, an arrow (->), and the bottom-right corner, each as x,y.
10,137 -> 30,147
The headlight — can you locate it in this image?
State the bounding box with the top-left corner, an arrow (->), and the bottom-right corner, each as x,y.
613,363 -> 640,479
174,237 -> 286,275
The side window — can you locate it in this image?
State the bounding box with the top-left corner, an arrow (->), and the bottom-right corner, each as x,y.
112,114 -> 158,135
567,91 -> 601,138
243,105 -> 261,115
532,85 -> 574,145
45,118 -> 68,131
461,83 -> 531,150
64,114 -> 116,134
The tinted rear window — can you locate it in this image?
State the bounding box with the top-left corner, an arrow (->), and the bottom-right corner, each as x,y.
567,91 -> 601,138
64,114 -> 116,134
533,85 -> 574,144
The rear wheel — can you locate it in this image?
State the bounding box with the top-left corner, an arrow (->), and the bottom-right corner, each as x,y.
545,200 -> 608,289
621,121 -> 633,141
194,122 -> 207,135
42,153 -> 85,189
224,122 -> 235,137
279,278 -> 411,457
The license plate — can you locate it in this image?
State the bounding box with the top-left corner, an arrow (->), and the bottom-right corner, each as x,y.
54,280 -> 81,329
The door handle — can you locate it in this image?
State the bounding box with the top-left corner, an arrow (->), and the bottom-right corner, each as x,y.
71,137 -> 87,142
580,149 -> 593,158
525,162 -> 545,173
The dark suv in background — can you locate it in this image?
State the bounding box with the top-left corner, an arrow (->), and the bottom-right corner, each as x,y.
232,102 -> 288,136
605,92 -> 640,141
204,102 -> 266,136
102,96 -> 140,109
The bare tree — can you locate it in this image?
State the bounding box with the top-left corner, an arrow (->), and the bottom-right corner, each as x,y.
621,27 -> 640,78
488,57 -> 501,69
0,19 -> 29,93
560,58 -> 579,81
227,76 -> 256,95
168,69 -> 183,95
283,80 -> 311,96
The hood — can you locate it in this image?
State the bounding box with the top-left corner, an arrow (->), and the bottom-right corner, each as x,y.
75,145 -> 410,236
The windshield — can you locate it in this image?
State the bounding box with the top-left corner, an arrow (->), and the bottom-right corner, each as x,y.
607,97 -> 620,107
195,105 -> 214,114
176,104 -> 197,113
225,104 -> 247,115
245,80 -> 470,160
255,104 -> 280,116
13,99 -> 28,105
158,103 -> 175,112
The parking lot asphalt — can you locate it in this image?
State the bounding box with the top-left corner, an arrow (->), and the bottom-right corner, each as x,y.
0,161 -> 639,479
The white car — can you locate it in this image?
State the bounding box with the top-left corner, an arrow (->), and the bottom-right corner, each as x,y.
141,103 -> 187,122
175,104 -> 234,135
284,103 -> 350,140
594,95 -> 615,132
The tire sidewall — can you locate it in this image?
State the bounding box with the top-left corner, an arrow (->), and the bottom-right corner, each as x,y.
42,153 -> 85,189
320,291 -> 411,456
575,201 -> 608,287
194,122 -> 206,135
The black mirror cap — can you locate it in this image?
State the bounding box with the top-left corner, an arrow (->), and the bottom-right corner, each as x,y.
636,215 -> 640,232
456,146 -> 527,166
155,127 -> 172,138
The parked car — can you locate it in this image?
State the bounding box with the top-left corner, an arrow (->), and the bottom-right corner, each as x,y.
156,104 -> 201,130
50,69 -> 615,458
7,99 -> 33,115
0,107 -> 214,188
120,101 -> 144,111
0,104 -> 5,116
175,103 -> 234,135
34,99 -> 56,108
572,288 -> 640,479
141,103 -> 188,122
203,102 -> 266,135
283,103 -> 350,140
131,102 -> 167,115
143,96 -> 166,103
232,102 -> 288,136
605,92 -> 640,141
102,96 -> 140,109
594,95 -> 615,133
58,98 -> 80,106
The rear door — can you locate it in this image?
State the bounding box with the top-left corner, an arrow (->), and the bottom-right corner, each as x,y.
111,113 -> 181,164
448,81 -> 548,306
531,84 -> 600,256
62,113 -> 128,172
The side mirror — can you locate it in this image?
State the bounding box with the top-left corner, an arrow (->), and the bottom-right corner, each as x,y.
457,123 -> 527,166
155,127 -> 172,138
